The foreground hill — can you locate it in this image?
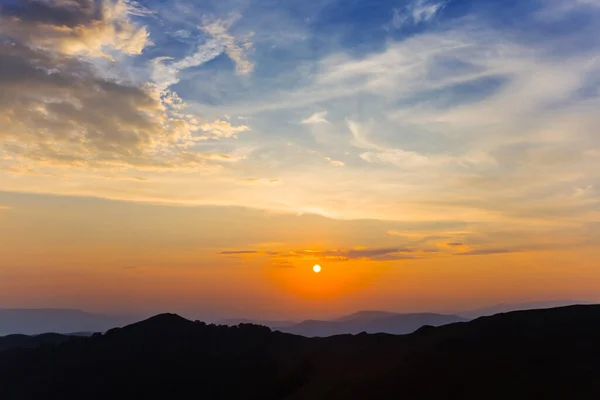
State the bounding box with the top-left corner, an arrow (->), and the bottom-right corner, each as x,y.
460,299 -> 588,318
1,305 -> 600,399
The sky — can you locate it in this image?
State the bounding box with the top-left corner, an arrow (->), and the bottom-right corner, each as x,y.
0,0 -> 599,320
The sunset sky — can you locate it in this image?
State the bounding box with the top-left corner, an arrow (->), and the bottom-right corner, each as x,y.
1,0 -> 599,320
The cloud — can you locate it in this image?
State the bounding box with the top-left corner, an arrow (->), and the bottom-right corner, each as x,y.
537,0 -> 600,20
152,43 -> 225,90
201,15 -> 254,76
219,250 -> 259,255
239,178 -> 282,185
0,206 -> 11,211
323,247 -> 415,261
0,0 -> 151,58
152,13 -> 253,90
360,149 -> 435,168
348,121 -> 494,169
454,248 -> 522,256
198,120 -> 251,139
0,0 -> 245,173
1,0 -> 599,260
325,157 -> 344,167
219,247 -> 417,262
270,261 -> 294,268
301,111 -> 329,125
388,0 -> 447,30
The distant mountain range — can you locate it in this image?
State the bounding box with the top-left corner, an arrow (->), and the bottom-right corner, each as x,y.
0,300 -> 589,336
217,311 -> 466,336
1,305 -> 600,399
217,300 -> 589,337
278,312 -> 467,337
0,309 -> 137,336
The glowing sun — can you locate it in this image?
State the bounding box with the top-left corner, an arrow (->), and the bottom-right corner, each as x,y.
313,264 -> 322,273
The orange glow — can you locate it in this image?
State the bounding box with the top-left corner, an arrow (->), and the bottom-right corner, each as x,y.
266,259 -> 391,301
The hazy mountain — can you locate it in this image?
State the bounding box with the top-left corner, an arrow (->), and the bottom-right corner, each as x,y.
0,309 -> 136,335
280,313 -> 467,337
1,305 -> 600,399
217,311 -> 465,336
334,310 -> 401,322
460,300 -> 589,318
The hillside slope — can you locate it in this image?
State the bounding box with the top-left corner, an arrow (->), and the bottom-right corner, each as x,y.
1,305 -> 599,399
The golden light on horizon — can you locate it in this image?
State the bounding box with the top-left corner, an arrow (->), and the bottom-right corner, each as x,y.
313,264 -> 322,273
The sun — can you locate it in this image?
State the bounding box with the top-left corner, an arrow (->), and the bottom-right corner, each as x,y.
312,264 -> 322,273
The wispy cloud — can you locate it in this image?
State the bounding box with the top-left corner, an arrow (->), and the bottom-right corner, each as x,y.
152,14 -> 254,91
387,0 -> 447,30
324,157 -> 344,167
201,15 -> 254,76
301,111 -> 330,125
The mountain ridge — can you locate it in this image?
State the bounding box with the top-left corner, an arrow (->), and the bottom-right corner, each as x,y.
1,305 -> 599,399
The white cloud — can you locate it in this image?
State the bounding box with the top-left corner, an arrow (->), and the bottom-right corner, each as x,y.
152,15 -> 254,91
389,0 -> 447,29
301,111 -> 330,125
198,120 -> 250,139
360,150 -> 435,168
325,157 -> 344,167
201,15 -> 254,76
152,41 -> 225,90
347,120 -> 381,150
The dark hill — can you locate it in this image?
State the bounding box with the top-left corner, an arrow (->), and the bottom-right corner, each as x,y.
0,332 -> 80,351
1,305 -> 600,399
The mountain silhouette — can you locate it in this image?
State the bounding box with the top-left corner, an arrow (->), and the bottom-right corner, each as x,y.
1,305 -> 600,399
459,299 -> 588,318
0,332 -> 81,351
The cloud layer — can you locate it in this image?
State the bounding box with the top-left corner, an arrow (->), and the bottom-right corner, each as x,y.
0,0 -> 249,172
1,0 -> 599,259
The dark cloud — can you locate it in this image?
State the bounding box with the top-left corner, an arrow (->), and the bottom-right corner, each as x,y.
455,249 -> 521,256
1,0 -> 103,28
322,247 -> 415,261
219,247 -> 418,262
